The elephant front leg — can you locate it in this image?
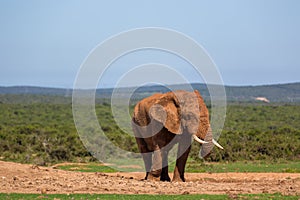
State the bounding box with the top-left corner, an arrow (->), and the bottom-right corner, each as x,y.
160,149 -> 171,182
173,137 -> 192,182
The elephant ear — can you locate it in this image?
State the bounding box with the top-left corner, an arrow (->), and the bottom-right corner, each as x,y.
149,92 -> 182,134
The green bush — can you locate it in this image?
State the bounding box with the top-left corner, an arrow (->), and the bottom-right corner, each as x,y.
0,95 -> 299,165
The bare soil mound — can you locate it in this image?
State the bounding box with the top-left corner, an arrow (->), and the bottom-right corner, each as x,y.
0,161 -> 299,195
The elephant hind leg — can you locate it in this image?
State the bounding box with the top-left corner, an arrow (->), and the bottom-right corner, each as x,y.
150,147 -> 162,177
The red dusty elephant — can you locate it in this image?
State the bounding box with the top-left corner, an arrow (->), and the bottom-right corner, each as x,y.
132,90 -> 223,182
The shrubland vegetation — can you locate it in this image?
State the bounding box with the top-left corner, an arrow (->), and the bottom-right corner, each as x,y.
0,94 -> 299,166
191,104 -> 300,162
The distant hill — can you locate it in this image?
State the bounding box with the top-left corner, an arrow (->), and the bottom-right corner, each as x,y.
224,83 -> 300,102
0,82 -> 300,103
0,86 -> 73,96
125,82 -> 300,103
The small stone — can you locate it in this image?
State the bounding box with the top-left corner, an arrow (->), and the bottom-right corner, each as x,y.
41,188 -> 47,194
182,191 -> 190,195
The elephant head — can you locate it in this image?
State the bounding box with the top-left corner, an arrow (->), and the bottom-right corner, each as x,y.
149,90 -> 223,154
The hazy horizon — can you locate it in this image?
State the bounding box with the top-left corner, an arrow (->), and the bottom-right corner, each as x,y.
1,81 -> 299,90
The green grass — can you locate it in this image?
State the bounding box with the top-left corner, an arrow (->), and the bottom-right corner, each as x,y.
0,193 -> 298,200
55,161 -> 300,173
186,160 -> 300,173
55,160 -> 145,172
238,193 -> 299,199
56,163 -> 118,172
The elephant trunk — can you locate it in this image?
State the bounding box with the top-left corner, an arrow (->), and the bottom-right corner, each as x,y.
198,126 -> 223,159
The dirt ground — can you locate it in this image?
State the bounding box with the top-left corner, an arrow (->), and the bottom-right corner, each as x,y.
0,161 -> 299,196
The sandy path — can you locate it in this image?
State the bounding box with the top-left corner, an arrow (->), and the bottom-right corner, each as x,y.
0,161 -> 299,195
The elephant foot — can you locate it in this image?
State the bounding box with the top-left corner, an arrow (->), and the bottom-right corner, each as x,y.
160,174 -> 171,182
172,177 -> 185,182
145,172 -> 160,181
172,175 -> 185,182
172,166 -> 186,182
150,169 -> 161,177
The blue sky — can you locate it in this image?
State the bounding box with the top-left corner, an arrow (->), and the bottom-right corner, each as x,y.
0,0 -> 299,88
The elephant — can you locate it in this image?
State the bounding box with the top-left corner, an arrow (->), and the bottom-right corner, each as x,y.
132,90 -> 223,182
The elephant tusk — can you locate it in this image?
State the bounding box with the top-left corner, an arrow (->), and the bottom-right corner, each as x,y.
212,139 -> 224,150
193,135 -> 209,144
